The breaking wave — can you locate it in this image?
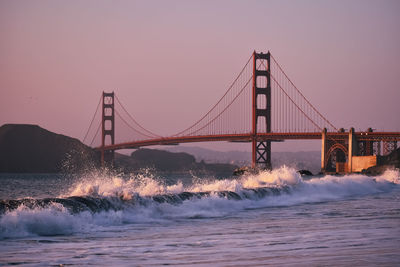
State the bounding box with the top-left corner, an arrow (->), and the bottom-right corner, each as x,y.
1,167 -> 398,238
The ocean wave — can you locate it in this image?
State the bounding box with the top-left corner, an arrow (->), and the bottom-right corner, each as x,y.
0,167 -> 398,238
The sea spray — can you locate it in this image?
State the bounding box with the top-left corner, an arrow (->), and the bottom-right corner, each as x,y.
68,170 -> 185,199
376,168 -> 400,184
1,166 -> 398,238
241,166 -> 303,188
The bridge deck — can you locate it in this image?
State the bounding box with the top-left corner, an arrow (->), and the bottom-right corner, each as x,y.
97,132 -> 400,151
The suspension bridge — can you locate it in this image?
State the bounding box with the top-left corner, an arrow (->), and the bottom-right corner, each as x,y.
83,51 -> 400,173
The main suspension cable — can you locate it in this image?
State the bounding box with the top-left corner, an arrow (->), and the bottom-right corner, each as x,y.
114,94 -> 161,137
173,54 -> 253,136
270,54 -> 337,131
83,94 -> 102,144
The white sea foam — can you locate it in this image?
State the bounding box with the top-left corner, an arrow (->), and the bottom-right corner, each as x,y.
1,167 -> 398,238
67,166 -> 303,199
376,168 -> 400,184
241,166 -> 303,188
0,203 -> 81,238
67,170 -> 185,200
65,167 -> 399,209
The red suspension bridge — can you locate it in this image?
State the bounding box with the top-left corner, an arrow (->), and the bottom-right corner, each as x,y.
83,51 -> 400,173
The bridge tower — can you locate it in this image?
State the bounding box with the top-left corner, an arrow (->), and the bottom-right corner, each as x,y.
101,91 -> 115,167
252,51 -> 272,169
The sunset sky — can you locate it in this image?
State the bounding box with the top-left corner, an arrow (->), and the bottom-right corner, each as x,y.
1,0 -> 399,152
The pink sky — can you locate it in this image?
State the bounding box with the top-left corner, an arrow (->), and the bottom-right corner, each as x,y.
1,0 -> 399,152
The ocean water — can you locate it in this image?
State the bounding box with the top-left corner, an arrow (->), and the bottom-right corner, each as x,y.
0,167 -> 399,266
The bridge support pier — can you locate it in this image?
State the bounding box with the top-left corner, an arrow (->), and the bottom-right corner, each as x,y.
321,128 -> 327,172
101,91 -> 115,168
348,127 -> 356,172
322,127 -> 386,173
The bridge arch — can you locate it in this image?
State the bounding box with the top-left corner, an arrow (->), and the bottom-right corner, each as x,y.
325,143 -> 348,172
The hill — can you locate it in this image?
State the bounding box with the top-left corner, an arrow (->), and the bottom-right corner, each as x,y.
114,148 -> 237,176
0,124 -> 237,175
0,124 -> 98,173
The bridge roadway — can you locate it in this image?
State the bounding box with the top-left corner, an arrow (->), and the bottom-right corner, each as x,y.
97,131 -> 400,151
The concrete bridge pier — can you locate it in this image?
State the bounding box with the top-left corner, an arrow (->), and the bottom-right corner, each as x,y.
348,127 -> 356,172
321,128 -> 327,172
322,127 -> 380,173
